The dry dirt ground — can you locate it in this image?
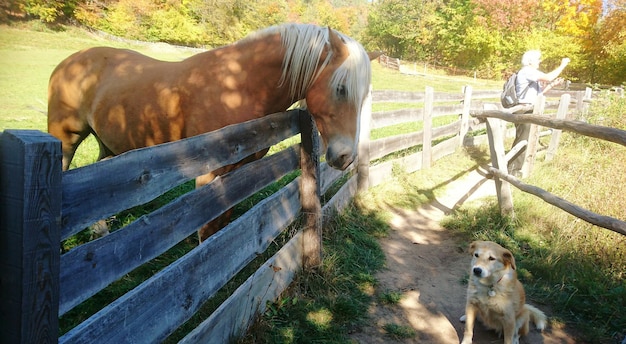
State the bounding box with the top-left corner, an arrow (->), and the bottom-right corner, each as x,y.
350,168 -> 579,344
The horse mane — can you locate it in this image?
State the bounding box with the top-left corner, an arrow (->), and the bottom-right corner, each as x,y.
243,23 -> 371,110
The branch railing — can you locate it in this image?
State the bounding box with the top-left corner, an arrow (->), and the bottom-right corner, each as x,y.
471,91 -> 626,236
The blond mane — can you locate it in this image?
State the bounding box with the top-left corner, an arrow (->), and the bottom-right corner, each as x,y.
244,23 -> 371,109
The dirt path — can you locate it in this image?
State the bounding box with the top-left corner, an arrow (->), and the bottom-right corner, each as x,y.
350,169 -> 578,344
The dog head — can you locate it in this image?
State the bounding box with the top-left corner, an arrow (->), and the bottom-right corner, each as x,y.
468,241 -> 516,282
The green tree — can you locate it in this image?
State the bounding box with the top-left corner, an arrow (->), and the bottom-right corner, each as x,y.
20,0 -> 78,22
365,0 -> 441,61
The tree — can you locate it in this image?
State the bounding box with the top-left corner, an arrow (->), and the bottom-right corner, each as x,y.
365,0 -> 441,61
20,0 -> 78,22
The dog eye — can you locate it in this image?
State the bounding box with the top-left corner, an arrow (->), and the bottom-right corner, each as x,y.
474,253 -> 479,258
488,256 -> 496,261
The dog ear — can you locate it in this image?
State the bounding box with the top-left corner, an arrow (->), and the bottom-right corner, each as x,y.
468,241 -> 477,254
503,250 -> 516,270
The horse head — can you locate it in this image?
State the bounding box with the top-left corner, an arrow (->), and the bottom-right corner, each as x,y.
303,27 -> 378,170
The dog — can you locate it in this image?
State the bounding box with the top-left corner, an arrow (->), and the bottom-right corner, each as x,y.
460,241 -> 546,344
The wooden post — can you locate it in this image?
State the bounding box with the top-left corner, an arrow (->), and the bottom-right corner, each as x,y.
459,85 -> 473,147
484,119 -> 514,217
546,94 -> 571,161
582,87 -> 592,119
422,86 -> 434,169
0,130 -> 62,344
521,95 -> 546,178
298,111 -> 322,270
575,90 -> 585,119
357,86 -> 372,193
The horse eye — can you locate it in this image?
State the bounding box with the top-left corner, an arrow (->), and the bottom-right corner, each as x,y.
336,85 -> 347,99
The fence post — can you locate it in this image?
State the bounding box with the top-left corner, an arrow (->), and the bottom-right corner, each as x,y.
357,86 -> 372,193
0,130 -> 62,344
459,85 -> 473,147
546,94 -> 571,161
521,95 -> 546,178
298,111 -> 322,271
484,119 -> 514,217
575,87 -> 592,120
422,86 -> 434,169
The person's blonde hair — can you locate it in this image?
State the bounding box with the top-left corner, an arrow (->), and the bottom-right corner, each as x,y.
521,50 -> 541,66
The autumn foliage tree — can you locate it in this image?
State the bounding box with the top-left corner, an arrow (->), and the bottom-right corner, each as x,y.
5,0 -> 624,84
366,0 -> 621,84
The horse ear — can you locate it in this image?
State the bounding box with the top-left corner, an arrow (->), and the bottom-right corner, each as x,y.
368,51 -> 384,61
327,26 -> 349,58
503,250 -> 516,270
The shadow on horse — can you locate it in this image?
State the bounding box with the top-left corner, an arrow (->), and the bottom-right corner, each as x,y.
48,23 -> 379,241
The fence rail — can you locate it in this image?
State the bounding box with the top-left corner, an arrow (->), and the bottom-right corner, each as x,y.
472,92 -> 626,237
0,85 -> 599,343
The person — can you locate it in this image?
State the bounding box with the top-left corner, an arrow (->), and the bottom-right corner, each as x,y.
508,50 -> 570,177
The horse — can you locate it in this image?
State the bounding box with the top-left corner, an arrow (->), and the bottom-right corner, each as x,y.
48,23 -> 379,241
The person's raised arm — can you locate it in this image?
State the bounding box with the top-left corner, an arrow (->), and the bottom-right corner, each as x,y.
538,58 -> 570,82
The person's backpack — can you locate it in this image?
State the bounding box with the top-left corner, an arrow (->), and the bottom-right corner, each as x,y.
500,73 -> 520,108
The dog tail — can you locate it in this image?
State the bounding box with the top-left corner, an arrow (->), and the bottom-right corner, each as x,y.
525,304 -> 547,331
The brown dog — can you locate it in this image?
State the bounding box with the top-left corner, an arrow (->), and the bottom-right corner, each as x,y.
460,241 -> 546,344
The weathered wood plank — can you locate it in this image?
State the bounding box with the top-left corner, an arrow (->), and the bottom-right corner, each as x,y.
0,130 -> 62,344
322,174 -> 358,221
372,108 -> 423,129
546,94 -> 571,161
459,86 -> 473,147
370,132 -> 423,161
179,232 -> 303,344
299,112 -> 322,270
59,176 -> 303,343
372,90 -> 465,103
371,105 -> 464,130
485,117 -> 514,216
432,134 -> 459,161
432,120 -> 461,140
61,110 -> 301,239
59,146 -> 300,316
358,87 -> 372,192
422,86 -> 434,169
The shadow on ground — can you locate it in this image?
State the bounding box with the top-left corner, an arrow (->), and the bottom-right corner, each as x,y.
349,168 -> 578,344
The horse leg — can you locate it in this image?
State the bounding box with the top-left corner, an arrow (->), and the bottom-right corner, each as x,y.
48,118 -> 91,171
196,149 -> 269,242
94,135 -> 115,162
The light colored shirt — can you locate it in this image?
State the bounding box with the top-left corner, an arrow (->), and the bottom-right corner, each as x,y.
516,66 -> 542,104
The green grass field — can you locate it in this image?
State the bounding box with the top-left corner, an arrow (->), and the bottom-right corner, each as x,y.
2,22 -> 624,343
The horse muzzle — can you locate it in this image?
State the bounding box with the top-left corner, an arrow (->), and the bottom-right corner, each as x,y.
326,138 -> 355,170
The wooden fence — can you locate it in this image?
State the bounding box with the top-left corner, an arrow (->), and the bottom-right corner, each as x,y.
472,92 -> 626,236
0,85 -> 597,343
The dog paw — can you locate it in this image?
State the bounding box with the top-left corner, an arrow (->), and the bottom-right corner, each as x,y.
460,314 -> 466,322
460,338 -> 472,344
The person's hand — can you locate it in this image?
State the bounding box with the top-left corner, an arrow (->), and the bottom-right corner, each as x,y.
561,58 -> 570,66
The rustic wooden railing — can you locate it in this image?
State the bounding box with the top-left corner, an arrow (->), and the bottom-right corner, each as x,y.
472,90 -> 626,236
0,85 -> 603,344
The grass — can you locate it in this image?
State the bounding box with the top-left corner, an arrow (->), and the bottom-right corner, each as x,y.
383,323 -> 417,339
2,22 -> 625,344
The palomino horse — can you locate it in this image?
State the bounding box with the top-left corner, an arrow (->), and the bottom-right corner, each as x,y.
48,23 -> 378,241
